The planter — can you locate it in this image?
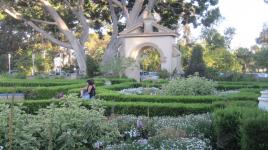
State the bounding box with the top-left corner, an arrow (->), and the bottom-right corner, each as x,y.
258,90 -> 268,111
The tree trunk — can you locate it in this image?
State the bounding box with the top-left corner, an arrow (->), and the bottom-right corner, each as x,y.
69,39 -> 87,75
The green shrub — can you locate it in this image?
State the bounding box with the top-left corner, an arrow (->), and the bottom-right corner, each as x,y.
213,106 -> 268,150
1,100 -> 212,117
86,101 -> 212,116
213,107 -> 244,150
241,112 -> 268,150
0,98 -> 119,149
161,76 -> 217,96
186,45 -> 206,76
159,69 -> 170,79
86,55 -> 99,77
97,93 -> 219,103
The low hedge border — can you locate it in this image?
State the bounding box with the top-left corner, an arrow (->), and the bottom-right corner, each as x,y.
213,106 -> 268,150
1,99 -> 212,116
96,91 -> 258,104
0,79 -> 104,87
0,84 -> 86,99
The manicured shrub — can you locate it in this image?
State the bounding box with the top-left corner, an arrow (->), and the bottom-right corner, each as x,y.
213,106 -> 268,150
213,107 -> 244,150
93,102 -> 212,116
86,55 -> 99,77
241,112 -> 268,150
186,45 -> 206,76
161,76 -> 217,96
97,93 -> 219,103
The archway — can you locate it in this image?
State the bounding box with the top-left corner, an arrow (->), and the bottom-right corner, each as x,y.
138,46 -> 161,72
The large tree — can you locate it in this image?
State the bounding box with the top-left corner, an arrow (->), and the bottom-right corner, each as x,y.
256,23 -> 268,45
102,0 -> 221,64
0,0 -> 91,75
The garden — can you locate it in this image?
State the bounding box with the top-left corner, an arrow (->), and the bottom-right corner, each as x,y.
1,0 -> 268,149
0,75 -> 267,150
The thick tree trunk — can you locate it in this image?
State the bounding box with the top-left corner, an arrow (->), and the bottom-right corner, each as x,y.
103,0 -> 156,65
69,39 -> 87,75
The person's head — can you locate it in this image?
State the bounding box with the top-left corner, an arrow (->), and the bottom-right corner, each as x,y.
87,79 -> 94,85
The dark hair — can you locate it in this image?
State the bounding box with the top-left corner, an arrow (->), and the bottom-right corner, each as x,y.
87,79 -> 94,85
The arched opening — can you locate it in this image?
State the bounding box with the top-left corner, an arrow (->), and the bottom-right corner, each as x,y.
138,46 -> 161,72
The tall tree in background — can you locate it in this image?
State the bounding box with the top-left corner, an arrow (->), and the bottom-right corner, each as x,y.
255,47 -> 268,71
235,47 -> 253,73
0,0 -> 91,75
102,0 -> 221,64
256,23 -> 268,46
186,45 -> 206,76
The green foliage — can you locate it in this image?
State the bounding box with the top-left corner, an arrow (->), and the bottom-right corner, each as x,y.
86,55 -> 99,77
241,113 -> 268,150
213,106 -> 268,150
235,47 -> 254,72
140,48 -> 161,72
202,28 -> 226,49
91,101 -> 212,117
0,54 -> 8,73
186,45 -> 206,76
158,69 -> 170,79
100,57 -> 138,78
204,48 -> 242,72
256,23 -> 268,45
161,76 -> 217,96
213,107 -> 242,149
255,46 -> 268,70
0,98 -> 120,149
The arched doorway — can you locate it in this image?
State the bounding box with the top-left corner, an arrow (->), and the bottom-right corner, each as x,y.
138,46 -> 161,72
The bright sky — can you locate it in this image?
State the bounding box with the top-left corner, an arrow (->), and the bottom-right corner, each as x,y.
217,0 -> 268,49
192,0 -> 268,49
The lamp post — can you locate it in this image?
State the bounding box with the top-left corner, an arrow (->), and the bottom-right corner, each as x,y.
8,53 -> 11,74
32,52 -> 35,76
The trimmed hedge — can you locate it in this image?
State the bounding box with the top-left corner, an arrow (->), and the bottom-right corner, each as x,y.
217,81 -> 268,90
213,106 -> 268,150
97,91 -> 258,104
101,101 -> 211,116
241,113 -> 268,150
0,84 -> 85,99
0,79 -> 104,87
97,93 -> 219,103
1,99 -> 212,116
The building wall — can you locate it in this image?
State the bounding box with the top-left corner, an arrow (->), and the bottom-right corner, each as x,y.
120,35 -> 176,80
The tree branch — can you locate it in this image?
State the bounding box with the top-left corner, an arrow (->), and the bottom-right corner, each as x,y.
112,0 -> 123,8
109,0 -> 119,39
62,0 -> 89,45
127,0 -> 144,28
26,21 -> 72,48
121,0 -> 129,19
30,18 -> 57,25
0,2 -> 72,48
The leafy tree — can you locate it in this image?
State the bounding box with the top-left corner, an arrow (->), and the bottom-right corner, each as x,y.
0,0 -> 98,75
100,57 -> 138,78
204,47 -> 242,72
86,55 -> 99,77
235,47 -> 254,73
256,23 -> 268,45
140,47 -> 161,71
255,47 -> 268,71
224,27 -> 236,49
85,33 -> 110,64
201,28 -> 226,49
186,45 -> 206,76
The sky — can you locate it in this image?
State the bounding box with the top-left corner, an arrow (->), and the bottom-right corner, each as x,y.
96,0 -> 268,50
211,0 -> 268,49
